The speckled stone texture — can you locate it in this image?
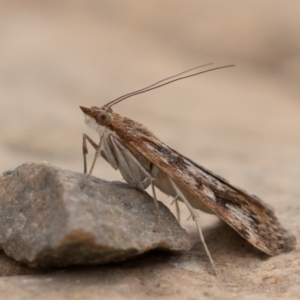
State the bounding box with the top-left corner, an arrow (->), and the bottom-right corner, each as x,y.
0,162 -> 192,267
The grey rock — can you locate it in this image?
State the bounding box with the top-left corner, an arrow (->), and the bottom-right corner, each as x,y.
0,162 -> 193,268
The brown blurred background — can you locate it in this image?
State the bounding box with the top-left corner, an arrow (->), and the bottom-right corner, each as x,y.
1,1 -> 300,217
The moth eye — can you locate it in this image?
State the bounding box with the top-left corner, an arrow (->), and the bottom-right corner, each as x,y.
96,110 -> 112,126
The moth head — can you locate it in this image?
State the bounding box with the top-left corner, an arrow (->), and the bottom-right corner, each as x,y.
80,106 -> 113,131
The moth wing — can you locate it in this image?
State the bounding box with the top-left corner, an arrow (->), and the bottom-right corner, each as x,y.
125,133 -> 295,256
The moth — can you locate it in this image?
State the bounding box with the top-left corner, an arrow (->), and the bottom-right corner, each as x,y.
80,65 -> 295,274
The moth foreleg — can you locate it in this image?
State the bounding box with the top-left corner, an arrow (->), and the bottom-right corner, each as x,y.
82,133 -> 98,174
169,178 -> 216,275
81,128 -> 107,188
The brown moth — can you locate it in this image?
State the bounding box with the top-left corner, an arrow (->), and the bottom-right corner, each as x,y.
80,65 -> 295,274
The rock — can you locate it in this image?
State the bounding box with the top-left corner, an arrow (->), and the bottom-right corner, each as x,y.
0,162 -> 193,268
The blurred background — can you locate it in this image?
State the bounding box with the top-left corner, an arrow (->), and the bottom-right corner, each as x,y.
1,1 -> 299,225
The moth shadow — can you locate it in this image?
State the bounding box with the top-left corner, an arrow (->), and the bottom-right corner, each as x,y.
189,220 -> 269,262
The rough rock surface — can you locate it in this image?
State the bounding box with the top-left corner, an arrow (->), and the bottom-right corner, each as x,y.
0,162 -> 193,267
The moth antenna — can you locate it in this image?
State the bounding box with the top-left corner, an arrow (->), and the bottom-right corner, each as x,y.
106,64 -> 234,107
113,63 -> 215,104
106,63 -> 214,107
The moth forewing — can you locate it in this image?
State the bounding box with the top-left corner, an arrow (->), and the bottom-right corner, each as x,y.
121,125 -> 295,256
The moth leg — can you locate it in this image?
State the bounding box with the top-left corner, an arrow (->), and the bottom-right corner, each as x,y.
186,215 -> 192,221
111,137 -> 156,187
171,195 -> 181,225
111,137 -> 161,228
81,128 -> 107,188
82,133 -> 98,174
169,178 -> 216,275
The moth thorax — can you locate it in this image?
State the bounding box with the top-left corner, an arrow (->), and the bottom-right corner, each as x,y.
96,110 -> 112,126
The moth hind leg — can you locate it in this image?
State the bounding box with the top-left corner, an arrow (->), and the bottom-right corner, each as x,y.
169,178 -> 217,275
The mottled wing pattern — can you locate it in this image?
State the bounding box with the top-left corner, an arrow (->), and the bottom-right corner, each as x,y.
119,124 -> 295,256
